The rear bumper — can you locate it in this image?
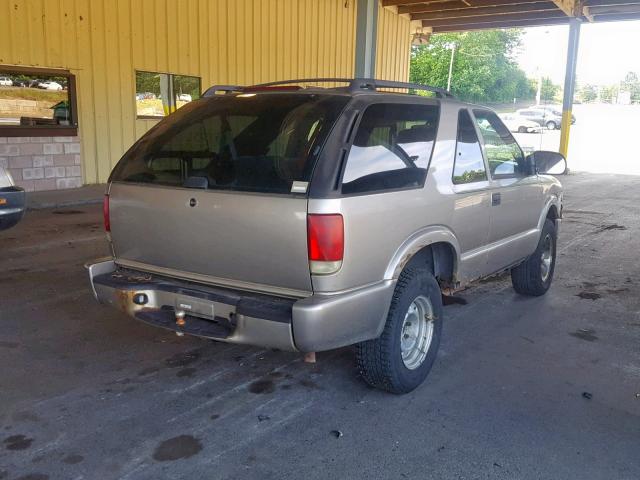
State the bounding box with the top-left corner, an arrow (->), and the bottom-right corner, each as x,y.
0,186 -> 26,231
87,259 -> 395,352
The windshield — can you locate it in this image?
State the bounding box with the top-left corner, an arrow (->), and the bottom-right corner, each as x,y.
110,93 -> 348,194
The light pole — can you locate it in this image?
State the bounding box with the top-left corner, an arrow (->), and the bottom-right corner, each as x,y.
447,43 -> 456,92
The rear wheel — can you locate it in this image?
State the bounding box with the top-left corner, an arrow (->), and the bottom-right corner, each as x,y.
518,126 -> 528,133
356,268 -> 443,394
511,218 -> 557,296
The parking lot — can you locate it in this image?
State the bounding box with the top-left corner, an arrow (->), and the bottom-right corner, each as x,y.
513,104 -> 640,175
1,171 -> 639,480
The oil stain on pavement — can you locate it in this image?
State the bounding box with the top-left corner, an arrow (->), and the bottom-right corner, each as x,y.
152,435 -> 203,462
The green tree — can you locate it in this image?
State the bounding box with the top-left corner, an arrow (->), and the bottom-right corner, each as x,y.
579,84 -> 598,103
410,30 -> 535,104
539,77 -> 561,102
621,71 -> 640,103
599,84 -> 618,103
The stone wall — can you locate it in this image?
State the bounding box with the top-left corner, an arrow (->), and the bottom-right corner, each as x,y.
0,136 -> 82,191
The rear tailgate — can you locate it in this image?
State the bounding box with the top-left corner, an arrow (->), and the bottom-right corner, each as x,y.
109,182 -> 312,295
106,92 -> 349,296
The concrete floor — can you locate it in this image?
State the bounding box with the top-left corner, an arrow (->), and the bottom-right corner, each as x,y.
1,173 -> 639,480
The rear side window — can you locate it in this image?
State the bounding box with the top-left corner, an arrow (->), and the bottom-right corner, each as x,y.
472,109 -> 526,179
110,94 -> 348,194
453,110 -> 487,184
341,103 -> 439,195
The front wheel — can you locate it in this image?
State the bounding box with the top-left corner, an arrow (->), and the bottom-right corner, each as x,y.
356,268 -> 443,394
546,120 -> 557,130
511,218 -> 557,296
518,126 -> 528,133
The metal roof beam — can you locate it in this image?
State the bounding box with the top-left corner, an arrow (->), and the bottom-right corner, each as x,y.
422,9 -> 567,27
399,0 -> 547,14
430,15 -> 569,30
413,2 -> 558,20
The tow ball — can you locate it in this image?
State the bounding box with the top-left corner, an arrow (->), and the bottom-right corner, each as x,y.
175,310 -> 186,336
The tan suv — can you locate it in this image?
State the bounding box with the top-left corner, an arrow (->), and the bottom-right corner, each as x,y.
87,78 -> 565,394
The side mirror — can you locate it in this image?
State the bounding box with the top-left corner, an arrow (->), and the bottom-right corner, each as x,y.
528,151 -> 567,175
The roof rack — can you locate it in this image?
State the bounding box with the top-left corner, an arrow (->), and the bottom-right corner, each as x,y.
203,78 -> 455,99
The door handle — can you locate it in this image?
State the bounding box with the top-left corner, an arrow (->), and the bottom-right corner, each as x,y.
492,192 -> 501,206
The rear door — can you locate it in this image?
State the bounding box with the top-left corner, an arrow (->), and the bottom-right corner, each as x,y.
108,93 -> 348,296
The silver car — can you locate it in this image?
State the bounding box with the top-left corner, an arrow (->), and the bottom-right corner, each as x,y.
0,166 -> 26,231
88,79 -> 565,394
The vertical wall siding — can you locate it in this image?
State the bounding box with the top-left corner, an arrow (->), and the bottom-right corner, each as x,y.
0,0 -> 410,184
376,5 -> 411,83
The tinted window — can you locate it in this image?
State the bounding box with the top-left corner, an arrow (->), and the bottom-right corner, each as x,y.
111,93 -> 348,194
472,109 -> 525,178
453,110 -> 487,184
341,103 -> 439,194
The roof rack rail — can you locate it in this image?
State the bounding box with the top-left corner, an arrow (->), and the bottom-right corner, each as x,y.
203,78 -> 455,99
349,78 -> 455,99
202,85 -> 244,96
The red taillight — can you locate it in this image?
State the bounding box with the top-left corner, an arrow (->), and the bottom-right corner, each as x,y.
308,214 -> 344,263
103,194 -> 110,232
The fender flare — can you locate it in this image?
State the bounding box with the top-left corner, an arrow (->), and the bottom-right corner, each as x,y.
384,226 -> 462,280
537,195 -> 562,231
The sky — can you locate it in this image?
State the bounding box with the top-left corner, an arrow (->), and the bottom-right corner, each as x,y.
516,20 -> 640,86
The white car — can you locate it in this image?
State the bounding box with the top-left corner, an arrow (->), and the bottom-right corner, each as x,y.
499,113 -> 542,134
178,93 -> 192,102
39,81 -> 63,91
0,77 -> 13,86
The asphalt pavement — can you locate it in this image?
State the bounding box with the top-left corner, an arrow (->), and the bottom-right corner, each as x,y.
1,172 -> 639,480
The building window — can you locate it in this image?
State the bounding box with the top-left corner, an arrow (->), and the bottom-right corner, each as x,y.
135,71 -> 201,119
0,66 -> 78,137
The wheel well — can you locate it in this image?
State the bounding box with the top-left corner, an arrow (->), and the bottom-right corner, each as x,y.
403,242 -> 456,286
547,205 -> 559,225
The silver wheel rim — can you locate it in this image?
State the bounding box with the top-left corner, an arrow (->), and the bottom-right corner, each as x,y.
540,234 -> 553,282
400,295 -> 435,370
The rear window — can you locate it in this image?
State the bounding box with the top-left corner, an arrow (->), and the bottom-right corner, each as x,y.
110,93 -> 348,194
341,103 -> 439,195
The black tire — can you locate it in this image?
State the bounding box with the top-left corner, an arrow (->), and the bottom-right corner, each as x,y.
546,120 -> 557,130
518,126 -> 528,133
356,268 -> 443,394
511,218 -> 557,296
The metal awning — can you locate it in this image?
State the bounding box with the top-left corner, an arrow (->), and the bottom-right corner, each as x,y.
382,0 -> 640,32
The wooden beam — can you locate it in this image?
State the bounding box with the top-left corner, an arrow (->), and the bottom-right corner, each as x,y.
588,10 -> 640,18
583,0 -> 640,6
431,16 -> 569,30
421,9 -> 567,26
585,3 -> 640,13
399,0 -> 546,14
382,0 -> 452,6
551,0 -> 577,15
413,2 -> 559,20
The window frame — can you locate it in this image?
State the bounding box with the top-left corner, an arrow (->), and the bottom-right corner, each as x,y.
135,70 -> 201,120
452,108 -> 489,186
337,99 -> 441,197
0,65 -> 78,137
471,108 -> 526,181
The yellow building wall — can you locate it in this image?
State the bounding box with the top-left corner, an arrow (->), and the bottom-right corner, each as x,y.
0,0 -> 410,184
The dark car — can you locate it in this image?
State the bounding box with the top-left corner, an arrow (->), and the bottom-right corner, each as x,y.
0,167 -> 26,230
